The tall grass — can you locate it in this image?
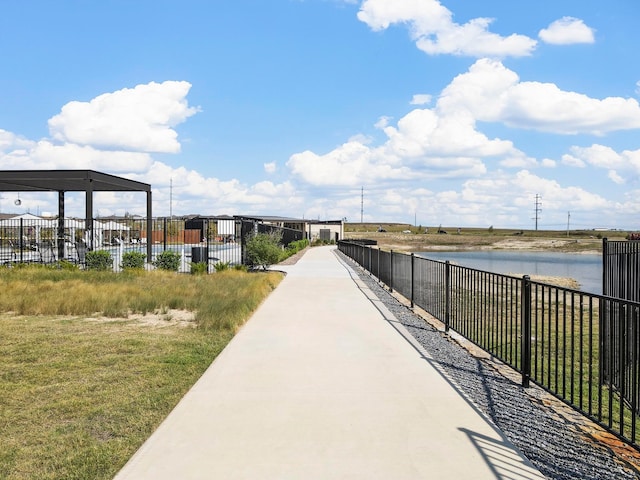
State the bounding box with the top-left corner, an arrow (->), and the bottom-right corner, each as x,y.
0,266 -> 281,479
0,266 -> 280,331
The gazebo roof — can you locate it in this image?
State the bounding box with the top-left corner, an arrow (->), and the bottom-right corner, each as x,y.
0,169 -> 152,258
0,170 -> 150,192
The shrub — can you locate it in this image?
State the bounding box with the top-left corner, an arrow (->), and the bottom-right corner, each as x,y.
311,238 -> 333,246
121,251 -> 147,270
153,250 -> 181,272
85,250 -> 113,271
214,261 -> 230,272
280,238 -> 309,261
245,232 -> 282,270
55,259 -> 79,270
191,261 -> 208,275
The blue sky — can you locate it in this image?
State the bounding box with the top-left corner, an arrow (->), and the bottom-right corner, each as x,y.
1,0 -> 639,230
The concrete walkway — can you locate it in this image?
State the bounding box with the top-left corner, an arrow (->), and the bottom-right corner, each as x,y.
114,246 -> 545,480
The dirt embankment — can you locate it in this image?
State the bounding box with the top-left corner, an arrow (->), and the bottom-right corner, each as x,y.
345,231 -> 603,255
344,231 -> 603,289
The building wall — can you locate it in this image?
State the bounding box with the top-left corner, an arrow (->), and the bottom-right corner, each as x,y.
308,222 -> 344,242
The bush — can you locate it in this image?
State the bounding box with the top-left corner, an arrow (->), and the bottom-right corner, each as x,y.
245,232 -> 282,270
191,261 -> 208,275
121,251 -> 147,270
45,260 -> 79,271
280,238 -> 309,261
311,238 -> 334,246
153,250 -> 181,271
214,261 -> 230,272
85,250 -> 113,271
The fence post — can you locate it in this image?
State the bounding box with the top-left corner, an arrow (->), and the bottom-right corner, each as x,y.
602,238 -> 608,297
163,217 -> 167,251
204,218 -> 210,274
19,218 -> 24,263
445,261 -> 451,333
389,250 -> 394,293
410,253 -> 415,308
522,275 -> 532,388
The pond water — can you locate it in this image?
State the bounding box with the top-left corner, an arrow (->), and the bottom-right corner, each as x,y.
416,250 -> 602,294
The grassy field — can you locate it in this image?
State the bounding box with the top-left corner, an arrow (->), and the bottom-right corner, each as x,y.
0,267 -> 281,480
344,223 -> 631,253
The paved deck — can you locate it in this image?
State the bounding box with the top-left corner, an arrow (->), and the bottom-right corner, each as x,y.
114,245 -> 545,480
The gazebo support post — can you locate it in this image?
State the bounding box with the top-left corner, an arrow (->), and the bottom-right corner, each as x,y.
146,191 -> 152,264
57,191 -> 65,260
86,180 -> 94,250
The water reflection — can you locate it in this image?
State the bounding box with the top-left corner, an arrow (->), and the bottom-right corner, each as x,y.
416,250 -> 602,294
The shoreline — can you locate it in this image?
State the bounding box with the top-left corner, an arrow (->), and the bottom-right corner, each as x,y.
345,232 -> 605,256
343,233 -> 602,292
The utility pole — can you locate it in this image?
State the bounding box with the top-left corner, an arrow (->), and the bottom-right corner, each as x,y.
567,211 -> 570,237
360,187 -> 364,223
533,194 -> 542,231
169,178 -> 173,218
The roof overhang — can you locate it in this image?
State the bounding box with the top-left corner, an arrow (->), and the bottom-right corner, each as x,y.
0,170 -> 151,193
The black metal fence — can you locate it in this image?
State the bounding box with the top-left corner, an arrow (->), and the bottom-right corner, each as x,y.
338,240 -> 640,449
0,216 -> 298,272
604,239 -> 640,303
602,239 -> 640,419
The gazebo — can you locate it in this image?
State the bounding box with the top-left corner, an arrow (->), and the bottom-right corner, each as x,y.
0,170 -> 152,261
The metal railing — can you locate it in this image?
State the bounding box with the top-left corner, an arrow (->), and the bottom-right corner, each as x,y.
604,239 -> 640,302
1,216 -> 299,272
338,240 -> 640,449
599,239 -> 640,420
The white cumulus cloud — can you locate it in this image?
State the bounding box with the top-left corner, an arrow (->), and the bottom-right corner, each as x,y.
565,144 -> 640,184
608,170 -> 625,184
0,129 -> 34,153
287,141 -> 415,187
410,94 -> 432,105
438,59 -> 640,135
357,0 -> 537,58
539,17 -> 595,45
264,162 -> 277,174
48,81 -> 200,153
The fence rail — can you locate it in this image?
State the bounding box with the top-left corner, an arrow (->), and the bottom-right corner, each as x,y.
0,217 -> 298,272
338,240 -> 640,450
602,239 -> 640,420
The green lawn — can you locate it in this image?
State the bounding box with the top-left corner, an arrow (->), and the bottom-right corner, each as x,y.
0,267 -> 281,479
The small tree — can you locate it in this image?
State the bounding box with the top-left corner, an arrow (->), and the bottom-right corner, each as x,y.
245,232 -> 282,270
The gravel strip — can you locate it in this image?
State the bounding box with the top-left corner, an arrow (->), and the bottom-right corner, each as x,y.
337,251 -> 640,480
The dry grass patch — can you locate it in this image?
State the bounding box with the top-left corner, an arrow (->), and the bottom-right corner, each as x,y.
0,266 -> 281,479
